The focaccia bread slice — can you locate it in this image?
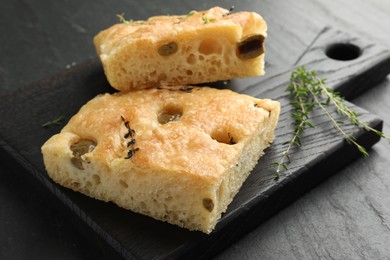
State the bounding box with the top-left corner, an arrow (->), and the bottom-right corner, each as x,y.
94,7 -> 267,91
41,86 -> 280,233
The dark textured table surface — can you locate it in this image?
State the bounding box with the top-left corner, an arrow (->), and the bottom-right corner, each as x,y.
1,1 -> 390,259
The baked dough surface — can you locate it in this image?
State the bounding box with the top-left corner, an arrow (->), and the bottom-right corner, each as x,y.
41,86 -> 280,233
94,7 -> 267,91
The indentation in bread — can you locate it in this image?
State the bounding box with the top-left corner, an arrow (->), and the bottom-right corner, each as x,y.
157,104 -> 183,124
70,139 -> 96,170
41,86 -> 280,233
94,7 -> 267,91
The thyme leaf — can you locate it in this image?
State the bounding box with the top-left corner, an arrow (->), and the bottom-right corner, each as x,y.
186,10 -> 196,17
273,66 -> 389,179
201,15 -> 216,24
117,13 -> 132,24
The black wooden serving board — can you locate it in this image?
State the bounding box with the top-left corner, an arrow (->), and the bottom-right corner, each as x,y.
1,27 -> 390,260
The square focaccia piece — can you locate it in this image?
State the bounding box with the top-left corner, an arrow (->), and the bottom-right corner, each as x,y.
94,7 -> 267,91
41,86 -> 280,233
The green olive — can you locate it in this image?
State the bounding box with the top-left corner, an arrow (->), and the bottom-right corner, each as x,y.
158,111 -> 182,124
70,139 -> 96,170
203,198 -> 214,212
158,106 -> 182,124
237,34 -> 265,59
158,41 -> 178,56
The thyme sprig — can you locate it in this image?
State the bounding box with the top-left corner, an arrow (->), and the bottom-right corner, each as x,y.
274,66 -> 389,179
272,69 -> 316,178
121,116 -> 139,160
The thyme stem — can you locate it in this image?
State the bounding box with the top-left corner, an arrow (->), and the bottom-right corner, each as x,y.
320,83 -> 390,143
42,115 -> 64,128
307,85 -> 369,157
274,120 -> 305,179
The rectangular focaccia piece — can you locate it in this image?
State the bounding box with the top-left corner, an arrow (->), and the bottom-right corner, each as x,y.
41,86 -> 280,233
94,7 -> 267,91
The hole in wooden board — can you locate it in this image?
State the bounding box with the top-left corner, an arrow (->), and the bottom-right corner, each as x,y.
325,43 -> 362,61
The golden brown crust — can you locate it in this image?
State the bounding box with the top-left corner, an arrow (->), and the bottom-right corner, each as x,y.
94,7 -> 267,91
41,86 -> 280,233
